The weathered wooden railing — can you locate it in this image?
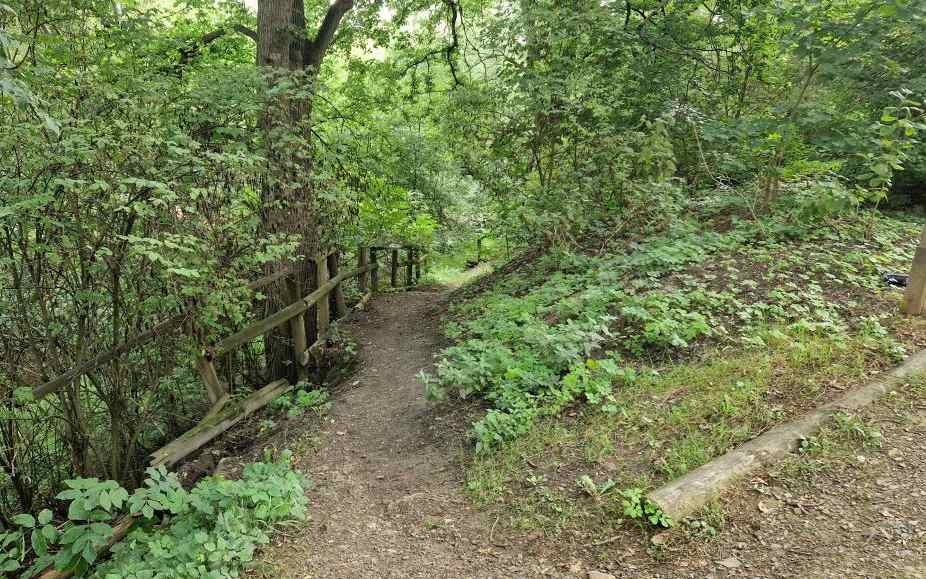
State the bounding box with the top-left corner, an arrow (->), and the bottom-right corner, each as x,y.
32,243 -> 424,579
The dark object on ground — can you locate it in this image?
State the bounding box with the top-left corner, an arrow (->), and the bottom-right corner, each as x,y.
885,273 -> 909,288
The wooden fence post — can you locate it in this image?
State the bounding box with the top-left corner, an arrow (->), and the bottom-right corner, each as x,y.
904,226 -> 926,315
370,248 -> 380,293
414,248 -> 421,284
328,251 -> 347,319
286,276 -> 309,380
405,247 -> 413,286
195,356 -> 226,405
390,248 -> 399,288
359,246 -> 370,294
316,253 -> 330,338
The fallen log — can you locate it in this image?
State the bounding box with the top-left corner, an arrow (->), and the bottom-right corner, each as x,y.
647,349 -> 926,522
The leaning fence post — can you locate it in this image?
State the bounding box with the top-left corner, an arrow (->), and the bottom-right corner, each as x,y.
904,226 -> 926,315
370,248 -> 380,293
390,248 -> 399,288
195,356 -> 226,405
316,253 -> 330,339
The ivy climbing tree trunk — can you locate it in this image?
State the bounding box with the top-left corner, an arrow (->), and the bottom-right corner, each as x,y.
256,0 -> 354,382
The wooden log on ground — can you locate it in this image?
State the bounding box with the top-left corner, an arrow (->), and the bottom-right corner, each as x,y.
647,349 -> 926,523
328,251 -> 347,319
390,248 -> 399,288
904,226 -> 926,314
150,379 -> 291,468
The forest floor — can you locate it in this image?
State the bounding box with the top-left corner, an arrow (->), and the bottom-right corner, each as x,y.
253,286 -> 926,578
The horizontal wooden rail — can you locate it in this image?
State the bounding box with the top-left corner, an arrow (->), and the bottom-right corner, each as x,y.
30,312 -> 189,401
28,267 -> 297,402
208,263 -> 374,358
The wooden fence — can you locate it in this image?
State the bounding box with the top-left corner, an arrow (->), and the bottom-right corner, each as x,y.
34,243 -> 424,578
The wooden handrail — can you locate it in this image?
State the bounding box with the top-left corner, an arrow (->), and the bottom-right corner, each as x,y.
28,265 -> 298,402
208,263 -> 374,358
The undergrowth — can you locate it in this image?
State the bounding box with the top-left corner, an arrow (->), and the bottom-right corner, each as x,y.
422,194 -> 920,455
0,453 -> 307,578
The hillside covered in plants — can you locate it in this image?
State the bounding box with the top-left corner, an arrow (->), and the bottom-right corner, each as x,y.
2,0 -> 926,576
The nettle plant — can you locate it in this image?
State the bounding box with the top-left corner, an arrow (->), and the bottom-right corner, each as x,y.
0,454 -> 307,578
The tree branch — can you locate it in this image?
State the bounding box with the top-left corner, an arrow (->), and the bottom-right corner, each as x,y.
303,0 -> 355,74
177,25 -> 258,71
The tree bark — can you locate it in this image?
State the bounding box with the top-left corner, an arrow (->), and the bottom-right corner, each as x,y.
256,0 -> 353,382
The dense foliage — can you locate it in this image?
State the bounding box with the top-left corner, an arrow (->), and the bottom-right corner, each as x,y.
2,0 -> 926,570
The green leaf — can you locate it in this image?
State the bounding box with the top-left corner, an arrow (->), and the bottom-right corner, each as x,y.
13,514 -> 35,528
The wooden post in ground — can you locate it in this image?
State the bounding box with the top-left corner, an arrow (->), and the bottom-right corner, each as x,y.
390,248 -> 399,288
316,253 -> 330,339
405,247 -> 413,287
370,248 -> 380,293
413,248 -> 421,284
359,246 -> 370,294
904,226 -> 926,315
195,356 -> 226,404
328,251 -> 347,319
286,276 -> 309,380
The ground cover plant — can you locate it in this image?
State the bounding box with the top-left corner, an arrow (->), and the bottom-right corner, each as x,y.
424,194 -> 926,533
0,453 -> 307,578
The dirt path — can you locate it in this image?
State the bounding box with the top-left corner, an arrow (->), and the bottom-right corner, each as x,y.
258,289 -> 535,578
256,287 -> 926,578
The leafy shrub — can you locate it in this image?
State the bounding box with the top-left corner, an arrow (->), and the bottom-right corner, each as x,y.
0,454 -> 307,578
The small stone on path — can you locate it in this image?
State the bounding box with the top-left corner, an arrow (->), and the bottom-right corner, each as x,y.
717,556 -> 742,569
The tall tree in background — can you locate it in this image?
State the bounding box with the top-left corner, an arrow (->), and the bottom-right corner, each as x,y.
256,0 -> 354,380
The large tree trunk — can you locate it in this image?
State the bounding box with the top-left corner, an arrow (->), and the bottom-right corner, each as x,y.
256,0 -> 353,382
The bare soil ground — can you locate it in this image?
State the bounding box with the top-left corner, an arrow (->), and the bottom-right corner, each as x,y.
256,289 -> 537,577
256,287 -> 926,578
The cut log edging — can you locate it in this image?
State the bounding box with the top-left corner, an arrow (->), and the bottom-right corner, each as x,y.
647,349 -> 926,523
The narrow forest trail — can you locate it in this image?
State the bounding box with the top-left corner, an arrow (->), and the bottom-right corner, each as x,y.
257,288 -> 540,578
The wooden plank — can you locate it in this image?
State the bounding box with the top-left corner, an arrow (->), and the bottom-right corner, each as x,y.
31,312 -> 187,401
286,278 -> 309,380
359,246 -> 370,293
210,266 -> 368,357
370,249 -> 380,293
328,251 -> 347,319
211,299 -> 308,357
194,356 -> 226,404
150,379 -> 291,468
648,348 -> 926,521
316,253 -> 330,337
391,248 -> 399,288
904,226 -> 926,315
